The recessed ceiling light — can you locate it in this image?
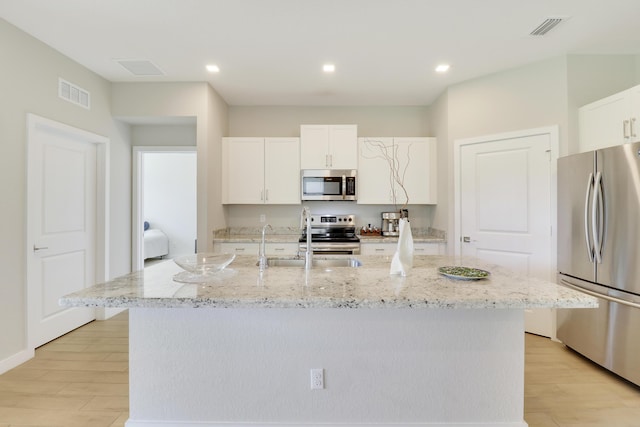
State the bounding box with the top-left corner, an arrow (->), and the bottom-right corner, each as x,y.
435,64 -> 450,73
206,64 -> 220,73
323,64 -> 336,73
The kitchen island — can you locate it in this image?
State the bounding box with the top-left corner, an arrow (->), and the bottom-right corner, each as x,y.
61,255 -> 596,427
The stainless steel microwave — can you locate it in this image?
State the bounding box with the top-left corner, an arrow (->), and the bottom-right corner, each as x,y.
301,169 -> 357,201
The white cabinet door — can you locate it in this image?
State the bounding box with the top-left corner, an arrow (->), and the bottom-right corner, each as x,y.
358,137 -> 394,204
222,138 -> 264,204
217,242 -> 258,256
300,124 -> 357,169
360,242 -> 396,256
264,138 -> 300,204
579,91 -> 631,152
266,242 -> 299,256
395,137 -> 437,205
630,86 -> 640,143
300,125 -> 330,169
358,137 -> 437,205
414,243 -> 444,255
329,125 -> 358,169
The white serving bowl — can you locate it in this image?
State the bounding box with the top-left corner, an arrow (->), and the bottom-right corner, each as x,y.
174,253 -> 235,275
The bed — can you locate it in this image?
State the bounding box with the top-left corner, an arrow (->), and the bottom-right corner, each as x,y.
144,228 -> 169,260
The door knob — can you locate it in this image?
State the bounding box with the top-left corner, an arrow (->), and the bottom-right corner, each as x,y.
462,236 -> 471,243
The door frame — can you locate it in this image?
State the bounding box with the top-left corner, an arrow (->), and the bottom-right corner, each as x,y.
453,125 -> 559,277
132,146 -> 197,271
26,113 -> 110,348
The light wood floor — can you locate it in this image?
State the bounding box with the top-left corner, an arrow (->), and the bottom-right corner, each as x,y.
1,311 -> 640,426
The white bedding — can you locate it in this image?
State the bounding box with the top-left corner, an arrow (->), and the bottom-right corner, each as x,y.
144,228 -> 169,259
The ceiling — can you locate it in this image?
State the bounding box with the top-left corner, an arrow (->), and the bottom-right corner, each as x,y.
1,0 -> 640,106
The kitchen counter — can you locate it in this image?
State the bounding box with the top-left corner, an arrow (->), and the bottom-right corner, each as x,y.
61,255 -> 596,427
61,255 -> 594,310
211,226 -> 447,244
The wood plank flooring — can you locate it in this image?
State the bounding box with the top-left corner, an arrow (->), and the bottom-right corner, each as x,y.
1,310 -> 639,426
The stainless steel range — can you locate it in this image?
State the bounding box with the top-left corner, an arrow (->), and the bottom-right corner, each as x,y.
299,214 -> 360,255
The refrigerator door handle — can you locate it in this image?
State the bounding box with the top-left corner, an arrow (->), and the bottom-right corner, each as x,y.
592,171 -> 604,264
584,172 -> 595,262
560,279 -> 640,310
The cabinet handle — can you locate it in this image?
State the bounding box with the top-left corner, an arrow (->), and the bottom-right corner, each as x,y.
325,154 -> 329,168
235,247 -> 246,252
623,119 -> 630,139
274,248 -> 285,252
265,189 -> 269,201
329,154 -> 333,167
33,245 -> 49,252
375,248 -> 385,252
632,118 -> 637,138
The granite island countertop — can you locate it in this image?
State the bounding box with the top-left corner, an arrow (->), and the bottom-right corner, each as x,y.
60,255 -> 597,310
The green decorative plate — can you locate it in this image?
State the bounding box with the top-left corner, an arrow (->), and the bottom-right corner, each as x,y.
438,266 -> 490,280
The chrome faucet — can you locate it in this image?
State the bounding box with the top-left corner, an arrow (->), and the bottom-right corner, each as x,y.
258,223 -> 272,271
300,206 -> 312,269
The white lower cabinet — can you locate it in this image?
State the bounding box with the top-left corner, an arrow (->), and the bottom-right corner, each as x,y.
217,243 -> 258,256
266,243 -> 299,256
216,242 -> 299,256
360,242 -> 444,256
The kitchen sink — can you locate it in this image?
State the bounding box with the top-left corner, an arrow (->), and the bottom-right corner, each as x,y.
262,257 -> 362,268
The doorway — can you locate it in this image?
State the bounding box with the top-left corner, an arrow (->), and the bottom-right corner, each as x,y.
26,114 -> 109,349
132,147 -> 197,271
454,126 -> 559,337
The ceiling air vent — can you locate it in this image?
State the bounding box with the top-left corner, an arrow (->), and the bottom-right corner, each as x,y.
58,78 -> 90,109
530,18 -> 565,36
116,59 -> 164,76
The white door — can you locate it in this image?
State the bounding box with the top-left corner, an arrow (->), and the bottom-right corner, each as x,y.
458,131 -> 554,337
27,118 -> 99,348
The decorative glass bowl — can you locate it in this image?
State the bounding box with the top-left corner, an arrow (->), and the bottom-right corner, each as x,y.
174,253 -> 236,275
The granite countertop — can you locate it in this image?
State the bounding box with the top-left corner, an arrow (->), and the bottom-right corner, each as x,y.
212,227 -> 446,244
60,255 -> 597,310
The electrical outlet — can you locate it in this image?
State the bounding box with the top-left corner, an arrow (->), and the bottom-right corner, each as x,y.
259,214 -> 266,223
310,368 -> 324,390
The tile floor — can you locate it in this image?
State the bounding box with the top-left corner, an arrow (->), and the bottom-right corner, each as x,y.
1,311 -> 639,426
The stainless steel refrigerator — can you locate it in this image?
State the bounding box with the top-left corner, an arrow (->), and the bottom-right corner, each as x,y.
557,141 -> 640,386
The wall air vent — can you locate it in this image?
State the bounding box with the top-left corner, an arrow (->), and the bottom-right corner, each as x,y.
530,17 -> 565,36
58,78 -> 90,109
116,59 -> 164,76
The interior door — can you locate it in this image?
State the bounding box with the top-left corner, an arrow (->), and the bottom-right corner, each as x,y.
27,120 -> 97,347
460,132 -> 552,336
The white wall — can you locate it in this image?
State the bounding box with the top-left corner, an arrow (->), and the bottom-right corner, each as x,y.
229,106 -> 430,137
143,152 -> 197,258
0,18 -> 131,369
132,124 -> 197,147
111,82 -> 229,252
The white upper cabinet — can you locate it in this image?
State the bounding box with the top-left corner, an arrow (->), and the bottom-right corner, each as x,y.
300,124 -> 358,169
264,138 -> 300,204
222,137 -> 300,204
578,84 -> 640,152
357,137 -> 394,204
358,137 -> 437,205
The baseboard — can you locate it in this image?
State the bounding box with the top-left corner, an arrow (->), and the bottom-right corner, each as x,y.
0,348 -> 35,374
125,420 -> 528,427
